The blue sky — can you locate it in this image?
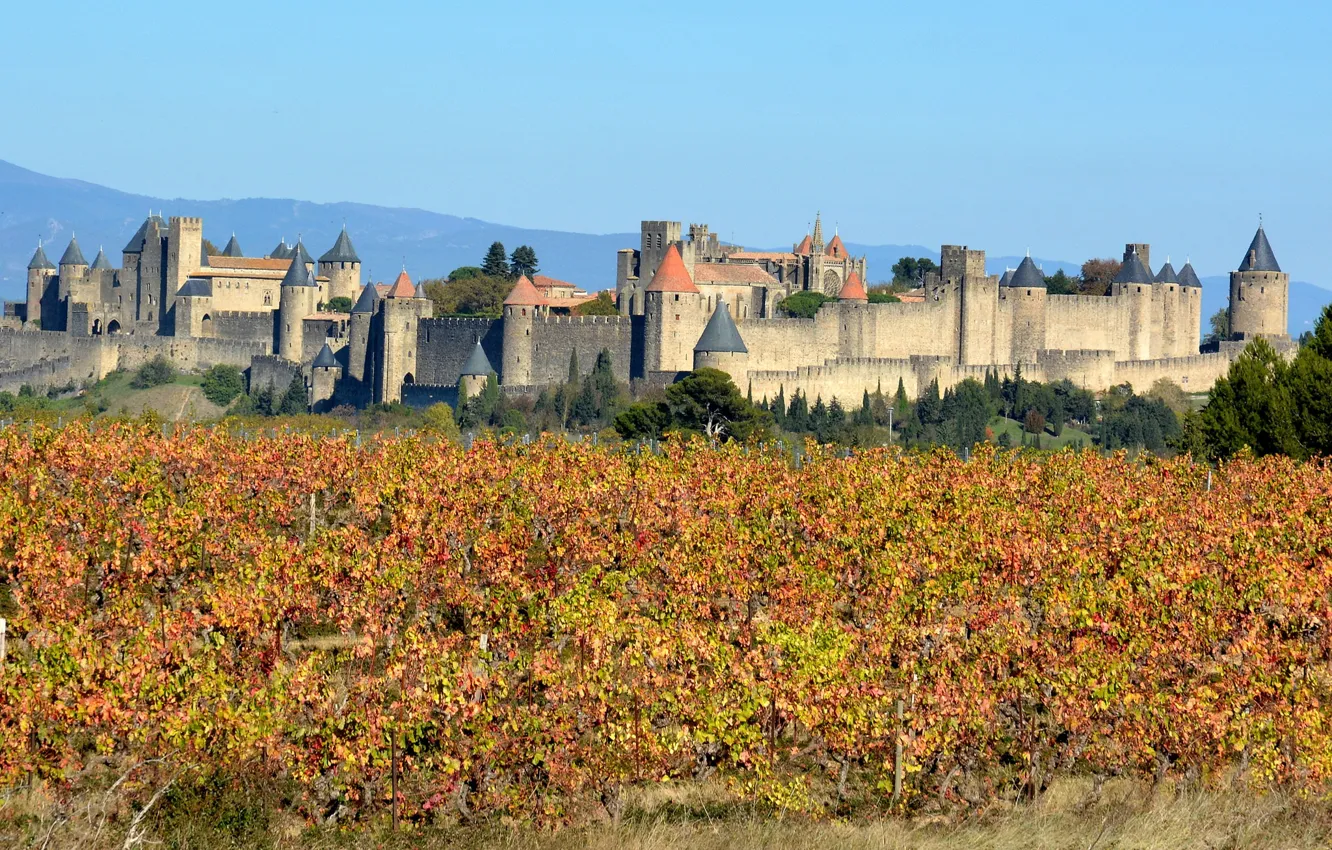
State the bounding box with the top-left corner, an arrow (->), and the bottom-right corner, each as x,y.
1,0 -> 1328,280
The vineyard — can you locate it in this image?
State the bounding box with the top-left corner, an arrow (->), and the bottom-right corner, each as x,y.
1,424 -> 1331,833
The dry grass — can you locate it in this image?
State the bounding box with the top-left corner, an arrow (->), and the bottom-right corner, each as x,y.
4,776 -> 1330,850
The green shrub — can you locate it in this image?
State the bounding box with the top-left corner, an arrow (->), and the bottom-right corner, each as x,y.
202,364 -> 246,406
131,355 -> 175,389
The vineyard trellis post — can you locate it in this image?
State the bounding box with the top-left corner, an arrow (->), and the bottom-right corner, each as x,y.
893,697 -> 904,802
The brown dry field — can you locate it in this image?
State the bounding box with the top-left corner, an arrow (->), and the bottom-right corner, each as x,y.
5,777 -> 1331,850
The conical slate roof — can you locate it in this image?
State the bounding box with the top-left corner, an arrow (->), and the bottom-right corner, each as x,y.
644,245 -> 698,293
1114,250 -> 1154,284
386,269 -> 417,298
1178,262 -> 1202,288
270,238 -> 292,260
281,253 -> 316,287
1008,255 -> 1045,288
351,282 -> 380,313
28,243 -> 55,270
312,343 -> 339,369
461,340 -> 495,376
504,274 -> 547,306
837,270 -> 868,301
998,269 -> 1015,287
292,239 -> 314,267
60,236 -> 87,266
123,214 -> 165,254
90,248 -> 113,271
319,227 -> 360,264
222,234 -> 243,257
415,280 -> 431,299
1239,226 -> 1281,272
694,299 -> 748,354
1155,260 -> 1178,284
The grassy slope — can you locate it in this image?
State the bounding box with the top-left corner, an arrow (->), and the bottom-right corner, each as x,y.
53,371 -> 225,422
988,416 -> 1094,450
6,777 -> 1329,849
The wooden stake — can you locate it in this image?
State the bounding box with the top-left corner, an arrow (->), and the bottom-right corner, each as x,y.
893,698 -> 904,803
391,731 -> 398,832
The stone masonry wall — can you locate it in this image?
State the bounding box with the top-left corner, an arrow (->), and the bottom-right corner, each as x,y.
416,318 -> 502,386
528,315 -> 634,385
210,310 -> 275,343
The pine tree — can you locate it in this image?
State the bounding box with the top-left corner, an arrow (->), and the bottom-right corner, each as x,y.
893,378 -> 910,428
481,241 -> 510,277
509,245 -> 539,279
773,387 -> 786,428
591,349 -> 618,422
277,372 -> 308,416
855,389 -> 874,426
567,349 -> 580,385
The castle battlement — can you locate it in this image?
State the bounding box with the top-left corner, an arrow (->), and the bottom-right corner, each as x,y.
536,314 -> 631,326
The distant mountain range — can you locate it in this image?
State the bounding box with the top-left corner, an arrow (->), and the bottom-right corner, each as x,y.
2,158 -> 1328,337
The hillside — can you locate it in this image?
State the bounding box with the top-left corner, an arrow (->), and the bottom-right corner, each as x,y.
3,158 -> 1329,335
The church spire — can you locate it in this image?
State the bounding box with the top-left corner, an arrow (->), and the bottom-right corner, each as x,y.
812,211 -> 824,251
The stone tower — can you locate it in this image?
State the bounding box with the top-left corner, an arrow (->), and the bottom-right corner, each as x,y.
944,245 -> 996,365
693,298 -> 750,388
835,271 -> 874,359
1115,248 -> 1156,360
376,270 -> 432,403
310,343 -> 341,412
122,214 -> 167,329
1229,224 -> 1289,341
1154,258 -> 1183,357
347,282 -> 380,386
165,217 -> 204,331
1178,261 -> 1204,353
459,339 -> 496,402
278,253 -> 318,362
501,275 -> 546,386
644,244 -> 706,375
318,227 -> 362,305
25,241 -> 57,329
1007,255 -> 1047,365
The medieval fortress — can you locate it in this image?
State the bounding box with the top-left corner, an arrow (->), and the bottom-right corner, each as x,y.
3,210 -> 1291,410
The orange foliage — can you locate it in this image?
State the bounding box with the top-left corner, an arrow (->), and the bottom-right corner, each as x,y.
1,424 -> 1330,822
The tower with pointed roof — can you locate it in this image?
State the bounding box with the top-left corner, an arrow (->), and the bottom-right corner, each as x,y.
1114,245 -> 1157,360
693,298 -> 750,386
375,270 -> 434,403
347,282 -> 381,387
1007,254 -> 1047,365
643,244 -> 707,375
1229,223 -> 1289,341
318,227 -> 362,304
278,253 -> 319,362
501,274 -> 547,386
24,241 -> 58,329
459,339 -> 497,402
310,343 -> 342,412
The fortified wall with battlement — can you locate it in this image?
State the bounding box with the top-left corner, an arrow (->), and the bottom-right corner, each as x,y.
5,212 -> 1295,411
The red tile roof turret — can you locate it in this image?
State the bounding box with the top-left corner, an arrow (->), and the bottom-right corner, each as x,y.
504,274 -> 548,306
838,270 -> 868,301
795,234 -> 813,255
826,234 -> 847,258
387,269 -> 417,298
644,244 -> 699,293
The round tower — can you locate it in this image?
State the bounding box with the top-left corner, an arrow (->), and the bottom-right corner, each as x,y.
1229,224 -> 1289,341
501,275 -> 545,386
347,282 -> 380,385
278,253 -> 318,362
459,339 -> 497,402
1178,261 -> 1204,353
25,241 -> 56,329
1114,248 -> 1156,360
318,227 -> 362,305
643,244 -> 705,375
1007,255 -> 1047,365
1155,258 -> 1183,357
693,298 -> 750,387
310,343 -> 342,412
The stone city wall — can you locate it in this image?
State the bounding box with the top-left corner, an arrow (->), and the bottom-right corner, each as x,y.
415,318 -> 502,385
528,315 -> 634,385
